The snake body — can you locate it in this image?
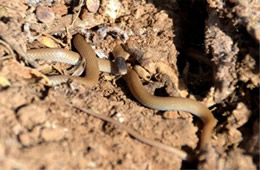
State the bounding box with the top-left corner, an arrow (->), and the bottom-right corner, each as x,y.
27,34 -> 217,151
123,68 -> 217,149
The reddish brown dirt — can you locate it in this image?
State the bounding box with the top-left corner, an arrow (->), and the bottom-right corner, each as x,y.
0,0 -> 259,169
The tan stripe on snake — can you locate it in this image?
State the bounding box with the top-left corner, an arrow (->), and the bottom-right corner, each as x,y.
27,34 -> 217,160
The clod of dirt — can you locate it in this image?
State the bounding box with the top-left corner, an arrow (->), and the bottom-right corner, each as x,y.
36,6 -> 55,24
0,6 -> 7,18
51,2 -> 68,17
0,89 -> 27,109
103,0 -> 122,20
238,53 -> 260,89
208,0 -> 260,41
227,102 -> 251,129
17,104 -> 47,129
223,149 -> 256,170
19,126 -> 41,146
41,127 -> 66,142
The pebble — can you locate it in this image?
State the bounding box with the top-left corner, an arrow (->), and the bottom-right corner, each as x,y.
36,6 -> 55,24
86,0 -> 100,13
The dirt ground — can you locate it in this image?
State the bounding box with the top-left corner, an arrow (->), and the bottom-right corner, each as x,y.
0,0 -> 259,169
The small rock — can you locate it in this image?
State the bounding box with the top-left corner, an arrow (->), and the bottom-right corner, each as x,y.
86,0 -> 100,13
36,6 -> 55,24
227,102 -> 251,128
37,36 -> 59,48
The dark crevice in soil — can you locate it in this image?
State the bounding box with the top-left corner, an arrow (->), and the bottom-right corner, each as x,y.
151,0 -> 213,98
175,0 -> 213,97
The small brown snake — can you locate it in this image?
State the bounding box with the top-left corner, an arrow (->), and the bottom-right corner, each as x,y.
27,33 -> 217,160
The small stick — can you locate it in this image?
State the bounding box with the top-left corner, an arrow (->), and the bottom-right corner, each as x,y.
73,105 -> 188,160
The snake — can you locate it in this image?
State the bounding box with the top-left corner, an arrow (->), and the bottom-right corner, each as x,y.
27,33 -> 217,157
27,34 -> 126,86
